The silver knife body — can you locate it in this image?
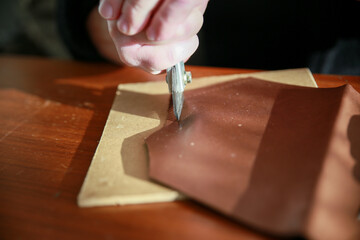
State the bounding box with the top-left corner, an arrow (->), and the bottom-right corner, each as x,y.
166,61 -> 191,120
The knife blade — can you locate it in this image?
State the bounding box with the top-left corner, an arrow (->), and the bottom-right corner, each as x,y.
166,61 -> 192,121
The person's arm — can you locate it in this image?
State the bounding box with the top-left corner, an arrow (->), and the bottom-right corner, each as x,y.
57,0 -> 106,62
86,7 -> 121,64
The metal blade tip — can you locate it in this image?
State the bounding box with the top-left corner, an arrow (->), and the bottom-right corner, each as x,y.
174,107 -> 181,121
173,91 -> 184,121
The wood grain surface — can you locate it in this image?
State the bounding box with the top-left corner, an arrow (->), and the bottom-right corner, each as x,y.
0,56 -> 359,240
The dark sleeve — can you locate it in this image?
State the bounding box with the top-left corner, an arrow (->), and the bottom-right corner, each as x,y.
56,0 -> 106,62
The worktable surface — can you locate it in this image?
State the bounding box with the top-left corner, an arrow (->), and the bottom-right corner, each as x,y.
1,56 -> 359,239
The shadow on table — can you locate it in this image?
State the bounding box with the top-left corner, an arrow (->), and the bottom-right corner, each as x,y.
111,90 -> 169,180
348,114 -> 360,183
0,57 -> 164,201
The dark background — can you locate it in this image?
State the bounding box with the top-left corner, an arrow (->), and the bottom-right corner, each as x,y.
191,0 -> 360,74
1,0 -> 359,75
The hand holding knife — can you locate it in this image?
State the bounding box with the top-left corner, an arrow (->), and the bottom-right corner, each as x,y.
98,0 -> 205,120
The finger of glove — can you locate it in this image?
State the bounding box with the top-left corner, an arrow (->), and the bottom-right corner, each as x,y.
117,0 -> 160,36
146,0 -> 207,41
135,35 -> 199,72
108,22 -> 199,73
169,9 -> 203,42
127,9 -> 203,44
99,0 -> 123,20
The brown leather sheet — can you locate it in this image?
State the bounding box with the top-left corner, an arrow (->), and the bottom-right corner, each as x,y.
146,77 -> 360,240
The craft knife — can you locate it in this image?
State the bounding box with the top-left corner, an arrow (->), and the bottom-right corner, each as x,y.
166,61 -> 192,121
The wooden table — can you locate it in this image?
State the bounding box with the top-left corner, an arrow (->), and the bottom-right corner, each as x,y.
1,56 -> 359,239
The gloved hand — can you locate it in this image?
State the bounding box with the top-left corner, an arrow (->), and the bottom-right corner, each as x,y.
97,0 -> 209,73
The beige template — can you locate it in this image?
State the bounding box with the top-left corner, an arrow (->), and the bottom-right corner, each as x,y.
78,68 -> 317,207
